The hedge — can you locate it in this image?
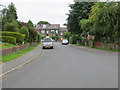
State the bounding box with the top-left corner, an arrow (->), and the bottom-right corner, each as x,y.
69,35 -> 82,44
0,36 -> 16,44
1,31 -> 25,44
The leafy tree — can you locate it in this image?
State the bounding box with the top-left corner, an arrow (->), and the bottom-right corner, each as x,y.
2,3 -> 19,31
67,2 -> 94,34
19,26 -> 29,43
27,20 -> 38,43
37,21 -> 49,24
89,2 -> 119,42
2,3 -> 18,25
63,32 -> 71,40
3,20 -> 19,32
80,19 -> 93,35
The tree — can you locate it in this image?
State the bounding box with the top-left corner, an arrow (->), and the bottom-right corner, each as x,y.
67,2 -> 94,34
27,20 -> 38,43
2,3 -> 19,31
3,20 -> 19,32
37,21 -> 49,24
89,2 -> 119,42
2,3 -> 18,25
19,26 -> 29,43
63,32 -> 71,40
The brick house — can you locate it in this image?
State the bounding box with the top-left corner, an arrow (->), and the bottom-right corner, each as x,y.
35,24 -> 68,39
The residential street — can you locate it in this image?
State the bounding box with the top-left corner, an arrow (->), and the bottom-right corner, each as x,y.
2,42 -> 118,88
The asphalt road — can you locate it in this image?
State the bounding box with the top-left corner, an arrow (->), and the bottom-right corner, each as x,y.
2,42 -> 118,88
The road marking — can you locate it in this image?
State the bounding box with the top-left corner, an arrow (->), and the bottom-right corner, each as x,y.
0,49 -> 43,78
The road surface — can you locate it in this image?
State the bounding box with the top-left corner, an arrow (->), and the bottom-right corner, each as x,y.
2,42 -> 118,88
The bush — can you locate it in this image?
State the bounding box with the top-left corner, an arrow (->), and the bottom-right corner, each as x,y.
1,31 -> 25,44
19,26 -> 29,43
37,33 -> 42,42
3,20 -> 19,32
69,35 -> 82,44
0,36 -> 16,44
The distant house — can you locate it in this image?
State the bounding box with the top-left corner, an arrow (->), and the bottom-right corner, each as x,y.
35,24 -> 68,38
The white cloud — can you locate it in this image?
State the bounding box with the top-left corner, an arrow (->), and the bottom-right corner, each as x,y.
1,0 -> 74,26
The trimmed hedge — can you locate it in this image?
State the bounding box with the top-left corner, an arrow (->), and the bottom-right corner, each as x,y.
69,35 -> 82,44
0,36 -> 16,44
1,31 -> 25,44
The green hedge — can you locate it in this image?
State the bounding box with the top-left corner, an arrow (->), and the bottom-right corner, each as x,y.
69,35 -> 82,44
1,31 -> 25,44
0,36 -> 16,44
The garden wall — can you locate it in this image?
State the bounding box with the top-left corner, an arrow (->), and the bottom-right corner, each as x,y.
1,43 -> 37,56
79,40 -> 120,51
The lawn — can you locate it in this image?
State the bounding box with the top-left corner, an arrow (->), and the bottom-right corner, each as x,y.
0,43 -> 17,49
1,53 -> 22,63
0,43 -> 40,63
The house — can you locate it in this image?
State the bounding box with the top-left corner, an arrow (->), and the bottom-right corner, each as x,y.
35,24 -> 68,39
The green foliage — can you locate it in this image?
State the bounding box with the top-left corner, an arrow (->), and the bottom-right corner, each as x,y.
69,35 -> 81,44
67,2 -> 94,34
80,19 -> 93,35
89,2 -> 119,42
27,20 -> 38,43
0,42 -> 17,49
0,36 -> 16,44
3,20 -> 19,32
2,3 -> 18,25
1,31 -> 25,44
63,32 -> 71,40
37,33 -> 42,42
37,21 -> 49,24
19,26 -> 29,43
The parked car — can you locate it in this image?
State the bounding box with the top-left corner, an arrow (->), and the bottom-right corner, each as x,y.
62,39 -> 68,45
42,38 -> 54,49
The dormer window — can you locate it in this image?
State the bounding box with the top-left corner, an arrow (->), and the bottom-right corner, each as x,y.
43,25 -> 46,28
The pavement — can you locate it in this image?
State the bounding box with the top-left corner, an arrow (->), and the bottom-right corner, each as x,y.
1,42 -> 118,88
0,44 -> 42,76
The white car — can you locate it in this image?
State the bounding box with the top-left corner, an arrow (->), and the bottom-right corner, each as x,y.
42,38 -> 53,49
62,39 -> 68,45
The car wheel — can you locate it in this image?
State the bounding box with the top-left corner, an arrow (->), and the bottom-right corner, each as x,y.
51,47 -> 53,49
42,47 -> 45,49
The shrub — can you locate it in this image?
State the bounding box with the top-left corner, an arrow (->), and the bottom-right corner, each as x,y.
3,20 -> 19,32
69,35 -> 82,44
37,33 -> 42,42
1,31 -> 25,44
19,26 -> 29,43
0,36 -> 16,44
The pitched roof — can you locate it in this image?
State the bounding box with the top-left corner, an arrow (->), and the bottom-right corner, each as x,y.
36,24 -> 60,30
59,27 -> 68,32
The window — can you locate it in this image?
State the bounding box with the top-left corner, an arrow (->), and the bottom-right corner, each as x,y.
41,30 -> 45,34
61,32 -> 63,35
46,30 -> 49,34
56,30 -> 58,34
51,30 -> 54,33
43,25 -> 46,28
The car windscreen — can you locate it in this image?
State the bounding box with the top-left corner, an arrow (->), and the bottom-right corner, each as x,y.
43,38 -> 52,42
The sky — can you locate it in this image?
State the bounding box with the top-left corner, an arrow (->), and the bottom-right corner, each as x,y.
1,0 -> 74,26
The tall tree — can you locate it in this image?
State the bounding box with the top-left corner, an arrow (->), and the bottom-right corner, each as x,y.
2,2 -> 19,31
67,2 -> 94,34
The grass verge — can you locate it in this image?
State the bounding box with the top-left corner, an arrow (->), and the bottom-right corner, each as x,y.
17,43 -> 40,54
72,44 -> 119,52
0,43 -> 40,63
92,47 -> 120,52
